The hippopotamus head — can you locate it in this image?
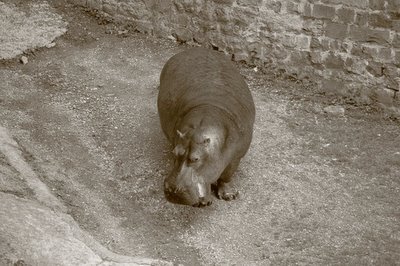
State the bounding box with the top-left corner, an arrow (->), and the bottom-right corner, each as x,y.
164,125 -> 226,207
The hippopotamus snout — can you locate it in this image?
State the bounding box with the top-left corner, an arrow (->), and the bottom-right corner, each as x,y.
164,171 -> 212,207
164,189 -> 212,207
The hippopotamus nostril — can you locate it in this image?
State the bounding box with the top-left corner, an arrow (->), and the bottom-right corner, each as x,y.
188,155 -> 199,164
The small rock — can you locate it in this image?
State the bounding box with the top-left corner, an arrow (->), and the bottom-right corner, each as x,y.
46,42 -> 56,48
323,105 -> 345,116
117,29 -> 128,35
20,56 -> 28,64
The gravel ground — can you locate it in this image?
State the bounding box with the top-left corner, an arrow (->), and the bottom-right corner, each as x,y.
0,2 -> 399,265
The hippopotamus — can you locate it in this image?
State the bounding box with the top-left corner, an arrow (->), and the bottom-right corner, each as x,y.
157,47 -> 255,207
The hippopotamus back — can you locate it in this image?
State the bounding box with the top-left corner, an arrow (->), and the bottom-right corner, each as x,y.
158,48 -> 255,151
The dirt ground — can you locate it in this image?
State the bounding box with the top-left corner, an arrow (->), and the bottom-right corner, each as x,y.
1,2 -> 399,265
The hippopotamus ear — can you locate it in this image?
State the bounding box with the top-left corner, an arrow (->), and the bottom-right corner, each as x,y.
176,130 -> 187,139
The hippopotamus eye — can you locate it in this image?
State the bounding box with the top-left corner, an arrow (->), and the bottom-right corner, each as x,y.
204,138 -> 210,144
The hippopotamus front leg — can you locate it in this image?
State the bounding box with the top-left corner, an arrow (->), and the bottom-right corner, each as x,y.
215,158 -> 240,201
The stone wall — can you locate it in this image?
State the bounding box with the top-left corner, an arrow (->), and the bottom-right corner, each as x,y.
71,0 -> 400,106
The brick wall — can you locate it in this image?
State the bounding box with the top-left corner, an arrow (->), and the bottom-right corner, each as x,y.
71,0 -> 400,107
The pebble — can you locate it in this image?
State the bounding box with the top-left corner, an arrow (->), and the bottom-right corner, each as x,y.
46,42 -> 56,48
118,30 -> 128,35
323,105 -> 345,116
20,56 -> 28,64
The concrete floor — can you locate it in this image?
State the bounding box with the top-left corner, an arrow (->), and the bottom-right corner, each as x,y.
0,1 -> 399,265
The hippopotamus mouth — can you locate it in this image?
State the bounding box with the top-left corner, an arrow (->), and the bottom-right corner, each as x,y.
163,162 -> 213,207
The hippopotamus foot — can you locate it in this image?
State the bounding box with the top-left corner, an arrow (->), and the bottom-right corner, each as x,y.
216,181 -> 239,201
